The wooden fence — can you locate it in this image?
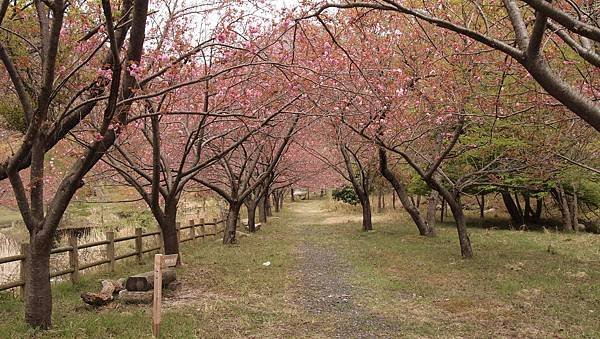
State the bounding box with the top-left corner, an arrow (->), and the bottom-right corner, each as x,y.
0,218 -> 225,294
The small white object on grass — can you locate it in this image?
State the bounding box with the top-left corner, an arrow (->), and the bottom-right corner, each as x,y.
262,261 -> 271,267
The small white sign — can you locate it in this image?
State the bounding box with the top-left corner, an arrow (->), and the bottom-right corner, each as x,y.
162,254 -> 179,268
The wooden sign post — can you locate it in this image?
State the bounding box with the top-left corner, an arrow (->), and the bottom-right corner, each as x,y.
152,253 -> 178,338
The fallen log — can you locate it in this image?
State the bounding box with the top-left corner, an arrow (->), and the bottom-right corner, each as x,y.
125,268 -> 176,292
118,290 -> 154,304
81,279 -> 124,306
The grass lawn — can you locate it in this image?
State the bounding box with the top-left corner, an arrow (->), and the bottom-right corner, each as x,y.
0,206 -> 21,228
0,199 -> 598,338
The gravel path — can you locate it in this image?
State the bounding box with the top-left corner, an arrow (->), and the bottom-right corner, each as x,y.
295,239 -> 402,338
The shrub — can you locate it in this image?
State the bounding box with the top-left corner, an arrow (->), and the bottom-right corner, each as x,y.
332,186 -> 359,205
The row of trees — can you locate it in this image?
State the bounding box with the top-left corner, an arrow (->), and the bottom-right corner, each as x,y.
0,0 -> 598,331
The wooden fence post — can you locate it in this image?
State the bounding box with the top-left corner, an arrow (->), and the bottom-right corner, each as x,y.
212,218 -> 217,236
68,233 -> 79,284
19,243 -> 29,299
135,228 -> 143,264
199,218 -> 205,239
106,231 -> 115,272
189,219 -> 195,241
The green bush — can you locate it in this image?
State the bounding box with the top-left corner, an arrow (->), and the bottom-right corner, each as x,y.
332,185 -> 359,205
0,99 -> 26,133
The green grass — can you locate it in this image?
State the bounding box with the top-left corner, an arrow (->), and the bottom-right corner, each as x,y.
0,211 -> 306,338
303,202 -> 600,338
1,199 -> 599,338
0,206 -> 21,228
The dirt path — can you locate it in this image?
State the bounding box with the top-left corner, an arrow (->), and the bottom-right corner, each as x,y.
290,201 -> 401,338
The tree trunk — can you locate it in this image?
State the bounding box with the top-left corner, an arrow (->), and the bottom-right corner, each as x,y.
570,183 -> 578,230
272,193 -> 280,213
379,149 -> 433,236
265,195 -> 272,217
377,190 -> 383,213
514,193 -> 524,221
160,211 -> 180,260
440,198 -> 445,223
258,196 -> 267,223
246,202 -> 257,233
523,194 -> 534,224
501,191 -> 523,226
392,191 -> 396,209
446,193 -> 473,258
290,188 -> 295,201
479,194 -> 485,220
534,198 -> 543,223
425,177 -> 472,257
416,195 -> 421,208
278,191 -> 284,210
426,190 -> 438,230
359,193 -> 373,231
223,202 -> 241,244
555,184 -> 573,231
25,233 -> 52,329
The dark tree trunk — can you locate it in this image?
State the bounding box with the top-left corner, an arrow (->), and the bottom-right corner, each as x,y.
379,149 -> 433,236
265,195 -> 272,217
446,193 -> 473,258
426,190 -> 438,230
160,210 -> 180,258
440,198 -> 446,223
279,191 -> 284,210
272,193 -> 280,213
425,177 -> 472,257
392,191 -> 396,209
246,202 -> 257,233
501,191 -> 523,226
25,233 -> 52,329
258,196 -> 267,223
514,193 -> 524,221
534,198 -> 543,223
523,194 -> 543,225
569,184 -> 578,230
223,202 -> 241,244
290,188 -> 295,201
479,194 -> 485,220
555,184 -> 573,231
358,193 -> 373,231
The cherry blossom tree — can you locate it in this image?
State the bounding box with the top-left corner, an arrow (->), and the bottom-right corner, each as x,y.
306,0 -> 600,131
196,112 -> 300,243
0,0 -> 149,328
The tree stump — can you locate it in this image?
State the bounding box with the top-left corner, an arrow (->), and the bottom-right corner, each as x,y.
125,268 -> 176,292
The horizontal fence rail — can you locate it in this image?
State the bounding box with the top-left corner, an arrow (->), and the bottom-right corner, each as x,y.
0,218 -> 225,293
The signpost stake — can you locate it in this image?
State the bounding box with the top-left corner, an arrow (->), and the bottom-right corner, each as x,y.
152,253 -> 178,337
152,254 -> 162,337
